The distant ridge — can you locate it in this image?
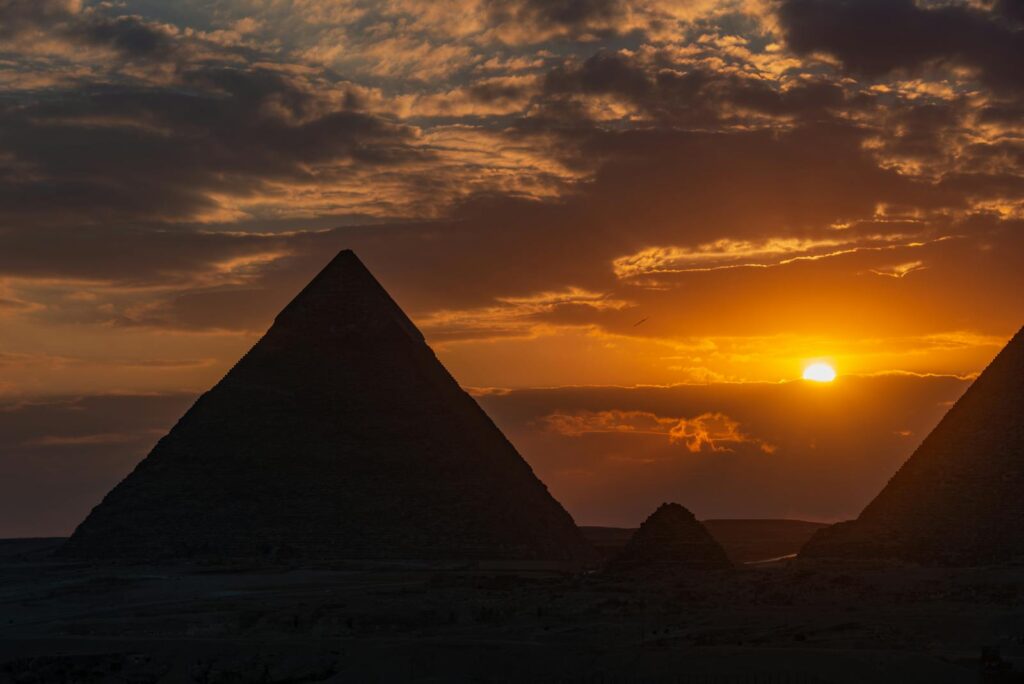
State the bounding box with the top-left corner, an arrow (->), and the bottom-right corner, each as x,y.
801,326 -> 1024,565
62,250 -> 596,563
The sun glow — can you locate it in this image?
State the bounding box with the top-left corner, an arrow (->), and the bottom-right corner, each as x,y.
803,362 -> 837,383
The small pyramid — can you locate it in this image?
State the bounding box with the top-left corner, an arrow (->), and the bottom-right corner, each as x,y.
607,503 -> 732,573
801,325 -> 1024,565
62,250 -> 596,563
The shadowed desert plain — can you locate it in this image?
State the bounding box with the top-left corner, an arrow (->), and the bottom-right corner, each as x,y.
2,252 -> 1024,683
3,538 -> 1024,683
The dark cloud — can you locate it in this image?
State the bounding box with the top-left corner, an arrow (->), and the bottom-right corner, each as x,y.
77,14 -> 179,60
524,0 -> 624,27
485,0 -> 628,38
570,122 -> 952,238
543,49 -> 854,124
0,226 -> 288,283
0,3 -> 426,240
996,0 -> 1024,25
778,0 -> 1024,93
468,79 -> 534,104
0,0 -> 76,39
0,0 -> 179,61
544,50 -> 672,106
879,101 -> 964,162
0,67 -> 420,228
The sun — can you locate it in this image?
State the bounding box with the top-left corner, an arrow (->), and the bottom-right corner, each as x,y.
803,362 -> 837,383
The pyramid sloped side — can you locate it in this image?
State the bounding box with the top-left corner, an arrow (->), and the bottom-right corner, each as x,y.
61,251 -> 596,563
801,325 -> 1024,564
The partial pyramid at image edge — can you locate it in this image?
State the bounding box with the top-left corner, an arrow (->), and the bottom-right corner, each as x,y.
801,325 -> 1024,565
62,250 -> 596,563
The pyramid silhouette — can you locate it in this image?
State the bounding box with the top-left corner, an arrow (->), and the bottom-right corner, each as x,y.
608,503 -> 732,573
62,250 -> 595,563
801,325 -> 1024,565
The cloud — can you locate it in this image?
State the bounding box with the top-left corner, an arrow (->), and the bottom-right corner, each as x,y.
0,0 -> 182,64
869,260 -> 926,279
484,0 -> 630,43
0,68 -> 424,227
0,296 -> 37,313
778,0 -> 1024,94
611,234 -> 959,278
0,0 -> 80,39
541,47 -> 853,125
418,287 -> 631,340
543,408 -> 776,453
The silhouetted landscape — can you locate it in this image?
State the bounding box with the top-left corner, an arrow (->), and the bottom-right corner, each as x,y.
3,0 -> 1024,679
2,253 -> 1023,682
8,537 -> 1024,682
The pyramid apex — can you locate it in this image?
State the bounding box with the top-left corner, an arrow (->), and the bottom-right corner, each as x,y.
306,247 -> 368,279
269,248 -> 423,343
651,502 -> 696,518
327,247 -> 360,263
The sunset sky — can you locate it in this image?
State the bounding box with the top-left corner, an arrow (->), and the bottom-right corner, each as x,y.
1,0 -> 1022,537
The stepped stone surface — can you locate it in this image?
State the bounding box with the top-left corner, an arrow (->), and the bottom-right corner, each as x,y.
62,250 -> 595,563
801,325 -> 1024,565
608,503 -> 732,573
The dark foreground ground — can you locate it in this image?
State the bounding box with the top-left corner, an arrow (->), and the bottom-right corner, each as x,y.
3,538 -> 1024,683
582,520 -> 828,564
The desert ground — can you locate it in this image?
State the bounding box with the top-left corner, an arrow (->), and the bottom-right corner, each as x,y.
3,534 -> 1024,683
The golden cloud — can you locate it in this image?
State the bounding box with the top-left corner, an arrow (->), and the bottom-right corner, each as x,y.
869,260 -> 926,278
612,234 -> 953,278
542,408 -> 776,454
418,287 -> 631,338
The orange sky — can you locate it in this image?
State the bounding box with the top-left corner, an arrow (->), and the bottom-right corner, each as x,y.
1,0 -> 1022,535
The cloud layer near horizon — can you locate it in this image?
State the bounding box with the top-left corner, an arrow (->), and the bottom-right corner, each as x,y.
0,374 -> 969,537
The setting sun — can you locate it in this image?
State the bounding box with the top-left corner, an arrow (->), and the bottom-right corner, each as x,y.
803,362 -> 837,383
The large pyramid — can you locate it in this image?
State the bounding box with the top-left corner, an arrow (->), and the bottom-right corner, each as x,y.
607,503 -> 732,573
62,250 -> 595,563
801,325 -> 1024,565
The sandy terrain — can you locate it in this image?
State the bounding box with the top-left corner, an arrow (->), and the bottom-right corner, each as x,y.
2,538 -> 1024,682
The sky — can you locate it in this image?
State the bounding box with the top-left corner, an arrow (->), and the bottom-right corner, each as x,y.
1,0 -> 1022,536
